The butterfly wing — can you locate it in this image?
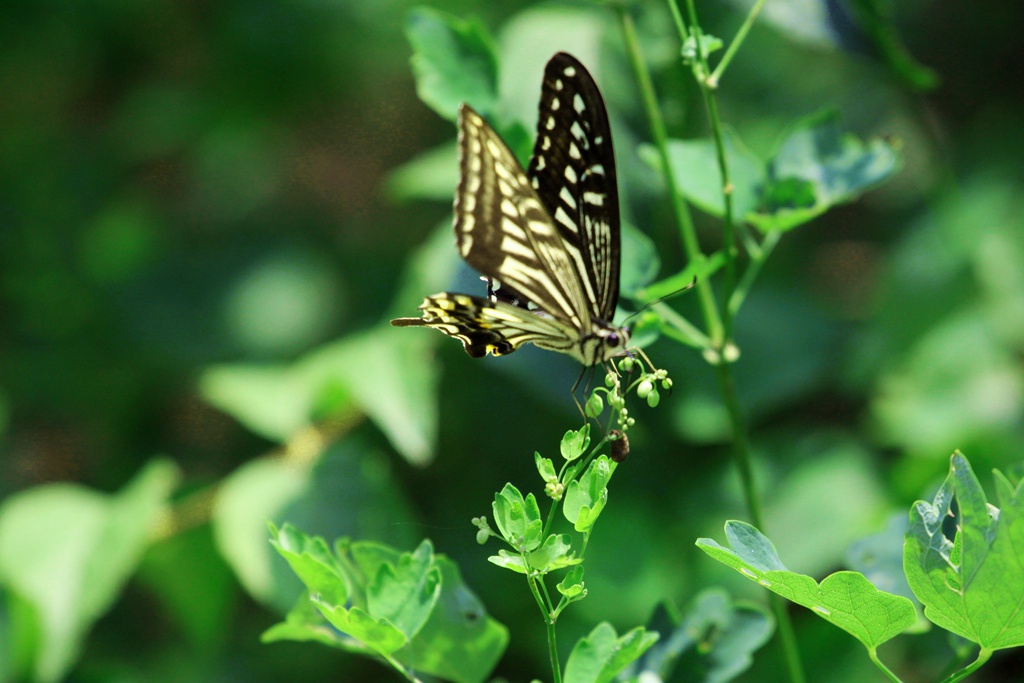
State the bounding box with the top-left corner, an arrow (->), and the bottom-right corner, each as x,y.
455,104 -> 594,331
392,53 -> 628,366
527,52 -> 620,322
392,293 -> 583,360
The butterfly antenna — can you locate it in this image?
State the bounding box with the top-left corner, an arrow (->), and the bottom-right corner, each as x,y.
620,277 -> 698,328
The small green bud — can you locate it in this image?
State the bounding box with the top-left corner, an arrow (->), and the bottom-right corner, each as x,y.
604,372 -> 616,387
637,379 -> 653,398
585,392 -> 604,417
476,529 -> 490,545
646,388 -> 660,407
619,356 -> 635,372
662,377 -> 673,390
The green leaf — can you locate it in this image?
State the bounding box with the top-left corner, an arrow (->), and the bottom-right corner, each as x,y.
750,110 -> 901,232
698,521 -> 916,650
200,364 -> 330,442
563,622 -> 659,683
904,452 -> 1024,649
305,325 -> 439,466
560,424 -> 590,462
398,556 -> 508,683
269,523 -> 348,607
641,130 -> 764,220
487,550 -> 528,574
212,456 -> 310,610
847,513 -> 926,631
386,141 -> 458,202
681,33 -> 724,62
0,460 -> 179,683
636,251 -> 726,303
315,601 -> 408,656
619,222 -> 661,298
630,590 -> 773,683
367,540 -> 442,641
406,7 -> 498,121
563,456 -> 613,532
262,591 -> 370,653
492,484 -> 543,551
535,452 -> 557,483
526,534 -> 578,573
203,325 -> 439,466
557,566 -> 586,600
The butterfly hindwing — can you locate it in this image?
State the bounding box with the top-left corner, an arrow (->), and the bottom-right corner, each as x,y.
392,293 -> 578,358
528,52 -> 620,322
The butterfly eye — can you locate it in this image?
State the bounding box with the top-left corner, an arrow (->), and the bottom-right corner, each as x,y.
605,333 -> 619,346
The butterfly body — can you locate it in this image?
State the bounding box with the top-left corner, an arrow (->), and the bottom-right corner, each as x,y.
392,53 -> 628,366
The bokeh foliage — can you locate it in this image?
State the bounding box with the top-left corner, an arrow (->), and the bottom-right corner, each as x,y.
1,0 -> 1023,681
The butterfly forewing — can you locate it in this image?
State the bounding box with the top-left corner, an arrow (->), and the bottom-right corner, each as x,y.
456,105 -> 592,330
527,52 -> 620,322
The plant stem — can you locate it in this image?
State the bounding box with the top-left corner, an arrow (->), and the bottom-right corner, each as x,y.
713,363 -> 762,530
383,653 -> 424,683
709,0 -> 769,85
938,649 -> 992,683
867,648 -> 905,683
728,231 -> 780,316
616,3 -> 724,343
526,570 -> 562,683
715,358 -> 806,683
628,3 -> 805,682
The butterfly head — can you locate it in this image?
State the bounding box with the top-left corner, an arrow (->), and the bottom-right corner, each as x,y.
585,320 -> 631,365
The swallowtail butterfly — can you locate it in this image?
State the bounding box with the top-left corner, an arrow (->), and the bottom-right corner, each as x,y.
392,52 -> 629,366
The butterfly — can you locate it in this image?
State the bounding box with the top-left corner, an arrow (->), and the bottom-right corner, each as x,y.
392,52 -> 629,367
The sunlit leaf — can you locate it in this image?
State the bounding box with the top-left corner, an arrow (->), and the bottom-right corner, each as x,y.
904,452 -> 1024,649
406,8 -> 498,120
0,460 -> 179,683
698,521 -> 916,651
563,622 -> 659,683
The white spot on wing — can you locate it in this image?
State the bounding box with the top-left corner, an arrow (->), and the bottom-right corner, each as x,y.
554,206 -> 575,230
559,186 -> 576,209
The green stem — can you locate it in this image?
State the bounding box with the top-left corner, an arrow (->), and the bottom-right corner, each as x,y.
937,649 -> 992,683
653,301 -> 714,349
713,362 -> 763,529
867,648 -> 905,683
709,0 -> 769,85
664,0 -> 690,42
715,360 -> 806,683
679,0 -> 738,335
525,569 -> 561,683
383,653 -> 425,683
617,3 -> 724,343
728,231 -> 780,316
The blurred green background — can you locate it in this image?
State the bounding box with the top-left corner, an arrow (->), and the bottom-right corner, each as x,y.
1,0 -> 1023,681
